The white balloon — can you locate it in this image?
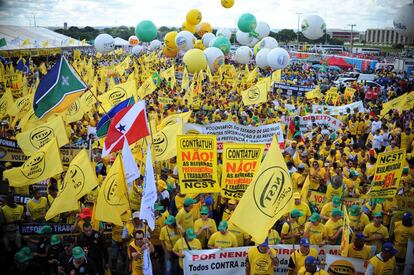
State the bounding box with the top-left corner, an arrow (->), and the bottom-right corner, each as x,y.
202,33 -> 216,48
234,46 -> 253,64
149,40 -> 162,50
393,3 -> 414,40
216,28 -> 232,40
247,37 -> 259,48
301,15 -> 326,40
94,33 -> 115,53
255,22 -> 271,40
204,47 -> 225,72
267,47 -> 290,70
175,31 -> 195,51
236,30 -> 254,45
131,45 -> 143,56
208,37 -> 217,48
255,48 -> 270,69
260,37 -> 278,49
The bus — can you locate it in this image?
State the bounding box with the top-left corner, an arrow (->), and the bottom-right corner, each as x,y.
353,47 -> 381,55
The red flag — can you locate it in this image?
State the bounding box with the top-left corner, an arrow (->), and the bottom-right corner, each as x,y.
102,100 -> 149,156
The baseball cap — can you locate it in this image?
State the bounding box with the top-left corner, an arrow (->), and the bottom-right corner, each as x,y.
290,209 -> 304,218
293,192 -> 301,199
300,238 -> 310,247
184,197 -> 197,207
37,225 -> 52,235
132,211 -> 141,219
63,236 -> 74,246
403,167 -> 409,174
200,206 -> 209,215
349,170 -> 359,177
72,246 -> 85,260
298,163 -> 305,169
228,199 -> 237,205
305,255 -> 318,265
332,196 -> 341,207
349,205 -> 361,216
355,233 -> 365,240
402,211 -> 413,220
154,203 -> 164,211
186,228 -> 197,239
50,235 -> 61,246
331,208 -> 344,217
309,212 -> 321,222
259,238 -> 269,247
165,215 -> 176,225
79,207 -> 92,219
372,212 -> 382,218
382,242 -> 398,255
15,251 -> 31,264
218,220 -> 228,231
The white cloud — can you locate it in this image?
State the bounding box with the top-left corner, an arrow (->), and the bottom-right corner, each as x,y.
0,0 -> 411,31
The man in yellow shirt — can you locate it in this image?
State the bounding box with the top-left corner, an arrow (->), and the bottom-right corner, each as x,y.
194,206 -> 217,248
348,233 -> 371,260
2,193 -> 24,224
325,208 -> 343,245
292,192 -> 312,229
228,221 -> 250,246
173,228 -> 202,270
299,256 -> 327,275
393,211 -> 414,262
291,164 -> 307,191
208,221 -> 238,248
320,196 -> 341,222
366,242 -> 397,275
349,205 -> 370,236
222,199 -> 237,221
304,212 -> 327,245
159,215 -> 181,275
281,209 -> 304,244
176,197 -> 196,232
363,212 -> 389,253
288,238 -> 318,275
246,239 -> 279,275
128,229 -> 155,275
26,188 -> 48,222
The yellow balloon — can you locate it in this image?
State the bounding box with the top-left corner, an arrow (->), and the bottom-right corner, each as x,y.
183,49 -> 207,73
182,21 -> 196,34
197,22 -> 213,37
221,0 -> 234,8
164,31 -> 178,50
163,46 -> 179,58
254,42 -> 262,55
194,39 -> 205,50
186,9 -> 202,25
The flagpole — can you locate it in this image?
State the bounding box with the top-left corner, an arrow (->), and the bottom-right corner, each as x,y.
85,86 -> 109,115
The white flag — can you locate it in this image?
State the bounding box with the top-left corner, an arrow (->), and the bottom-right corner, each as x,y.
142,248 -> 153,275
139,144 -> 157,230
122,137 -> 140,190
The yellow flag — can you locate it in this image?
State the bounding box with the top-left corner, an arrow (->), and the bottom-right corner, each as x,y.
241,78 -> 270,106
62,97 -> 85,124
161,65 -> 176,82
230,135 -> 294,243
73,49 -> 81,60
157,111 -> 192,131
137,76 -> 157,99
300,176 -> 311,202
45,149 -> 99,220
14,95 -> 32,120
98,80 -> 136,111
16,116 -> 69,155
39,62 -> 48,75
344,86 -> 356,100
18,109 -> 43,131
153,121 -> 183,161
306,86 -> 323,100
181,68 -> 190,90
0,89 -> 18,118
81,90 -> 97,113
340,206 -> 351,257
246,67 -> 258,83
271,69 -> 282,83
95,156 -> 129,226
4,138 -> 63,187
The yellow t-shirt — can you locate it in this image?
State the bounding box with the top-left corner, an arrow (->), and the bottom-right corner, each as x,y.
363,223 -> 389,253
128,240 -> 143,275
27,197 -> 48,221
112,225 -> 124,243
247,246 -> 277,275
2,205 -> 24,224
393,221 -> 414,259
325,219 -> 343,244
293,203 -> 312,227
349,213 -> 370,234
207,231 -> 238,248
267,229 -> 281,245
348,244 -> 371,260
194,218 -> 217,247
228,222 -> 250,246
173,237 -> 202,269
325,184 -> 344,202
281,221 -> 300,244
159,225 -> 180,252
368,255 -> 396,275
304,222 -> 327,245
292,172 -> 305,191
290,248 -> 318,273
176,207 -> 194,231
151,213 -> 167,246
320,202 -> 335,220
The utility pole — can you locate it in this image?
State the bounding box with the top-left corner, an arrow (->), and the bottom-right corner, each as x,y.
348,24 -> 356,54
296,12 -> 302,51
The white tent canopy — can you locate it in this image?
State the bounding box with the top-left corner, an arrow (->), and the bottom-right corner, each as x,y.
114,37 -> 129,46
0,25 -> 90,50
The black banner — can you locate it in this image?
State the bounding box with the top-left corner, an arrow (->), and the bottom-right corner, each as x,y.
273,82 -> 314,97
19,223 -> 113,235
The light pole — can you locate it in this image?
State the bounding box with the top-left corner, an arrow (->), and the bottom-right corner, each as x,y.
296,12 -> 302,51
348,24 -> 356,54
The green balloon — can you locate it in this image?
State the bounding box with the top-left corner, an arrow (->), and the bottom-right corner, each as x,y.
213,36 -> 231,55
237,13 -> 257,33
135,20 -> 157,42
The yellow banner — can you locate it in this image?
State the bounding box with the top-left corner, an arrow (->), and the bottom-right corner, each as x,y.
340,207 -> 351,257
177,135 -> 219,194
367,149 -> 406,198
16,116 -> 69,156
221,143 -> 265,200
4,138 -> 63,187
230,136 -> 294,243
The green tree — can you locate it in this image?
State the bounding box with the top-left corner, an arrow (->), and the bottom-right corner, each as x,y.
275,29 -> 296,44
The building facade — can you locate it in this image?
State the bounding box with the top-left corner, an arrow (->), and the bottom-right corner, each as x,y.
365,28 -> 412,45
326,29 -> 360,42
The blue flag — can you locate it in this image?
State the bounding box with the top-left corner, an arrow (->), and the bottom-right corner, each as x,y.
33,55 -> 87,118
96,96 -> 135,138
16,58 -> 30,74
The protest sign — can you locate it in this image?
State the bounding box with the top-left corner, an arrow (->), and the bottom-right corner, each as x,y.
367,149 -> 405,198
312,101 -> 365,115
177,135 -> 219,194
325,254 -> 368,274
282,114 -> 344,132
220,143 -> 265,200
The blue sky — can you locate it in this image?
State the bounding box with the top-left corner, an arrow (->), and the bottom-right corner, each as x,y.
0,0 -> 410,31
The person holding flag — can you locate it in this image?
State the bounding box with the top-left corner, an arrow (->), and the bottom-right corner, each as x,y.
128,230 -> 154,275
